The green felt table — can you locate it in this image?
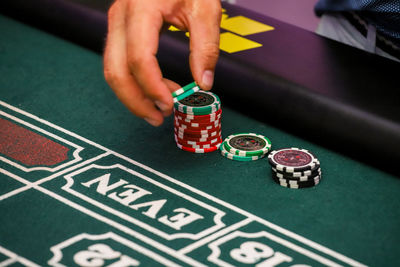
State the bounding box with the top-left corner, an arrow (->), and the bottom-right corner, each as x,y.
1,15 -> 400,267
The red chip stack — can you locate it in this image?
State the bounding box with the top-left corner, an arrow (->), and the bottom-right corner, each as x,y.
173,90 -> 222,153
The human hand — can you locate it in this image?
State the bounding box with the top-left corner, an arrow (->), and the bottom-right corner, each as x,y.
104,0 -> 221,126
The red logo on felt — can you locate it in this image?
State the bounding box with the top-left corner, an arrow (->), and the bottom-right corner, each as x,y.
0,118 -> 69,167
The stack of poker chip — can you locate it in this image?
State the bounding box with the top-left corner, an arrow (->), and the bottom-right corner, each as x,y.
267,148 -> 322,189
220,133 -> 272,161
173,84 -> 222,153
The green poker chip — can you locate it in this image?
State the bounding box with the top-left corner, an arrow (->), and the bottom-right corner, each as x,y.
173,85 -> 200,103
171,82 -> 198,98
174,91 -> 221,115
220,141 -> 265,162
223,133 -> 272,157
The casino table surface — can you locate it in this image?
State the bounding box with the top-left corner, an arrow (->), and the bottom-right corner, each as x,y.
1,8 -> 400,267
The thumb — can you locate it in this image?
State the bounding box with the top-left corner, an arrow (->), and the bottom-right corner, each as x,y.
188,1 -> 221,91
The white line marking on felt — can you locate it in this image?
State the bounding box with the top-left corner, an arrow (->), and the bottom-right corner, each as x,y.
0,258 -> 16,267
0,246 -> 41,267
0,184 -> 31,202
208,231 -> 343,267
34,185 -> 206,267
0,169 -> 33,201
0,100 -> 367,267
0,169 -> 31,186
63,163 -> 226,241
0,153 -> 110,201
48,232 -> 182,267
33,152 -> 111,186
0,169 -> 202,266
179,217 -> 253,254
114,152 -> 368,267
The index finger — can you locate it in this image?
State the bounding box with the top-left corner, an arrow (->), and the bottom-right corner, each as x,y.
125,4 -> 173,113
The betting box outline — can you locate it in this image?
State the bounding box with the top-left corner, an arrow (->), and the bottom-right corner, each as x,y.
48,232 -> 181,267
0,100 -> 367,267
0,110 -> 83,173
62,163 -> 227,241
0,169 -> 207,267
0,245 -> 40,267
207,230 -> 343,267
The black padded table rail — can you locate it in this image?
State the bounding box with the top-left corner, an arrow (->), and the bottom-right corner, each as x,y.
2,0 -> 400,174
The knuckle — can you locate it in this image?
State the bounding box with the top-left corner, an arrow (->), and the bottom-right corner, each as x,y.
103,67 -> 123,88
125,102 -> 147,119
145,85 -> 165,100
144,84 -> 170,104
126,54 -> 142,71
129,106 -> 146,118
126,50 -> 150,73
200,42 -> 220,61
129,100 -> 156,119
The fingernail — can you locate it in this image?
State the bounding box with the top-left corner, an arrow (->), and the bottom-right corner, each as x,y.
144,117 -> 159,126
155,100 -> 169,112
202,70 -> 214,90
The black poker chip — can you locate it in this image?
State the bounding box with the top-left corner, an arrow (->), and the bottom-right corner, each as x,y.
268,148 -> 322,189
268,148 -> 320,173
272,167 -> 321,181
272,173 -> 321,189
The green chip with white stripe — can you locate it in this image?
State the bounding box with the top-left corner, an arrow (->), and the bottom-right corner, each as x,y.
171,81 -> 198,98
173,85 -> 200,103
174,90 -> 221,115
220,141 -> 265,161
223,133 -> 272,157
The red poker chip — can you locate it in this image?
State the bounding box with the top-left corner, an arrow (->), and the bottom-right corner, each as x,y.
175,134 -> 221,143
175,134 -> 222,145
175,126 -> 221,136
174,127 -> 221,137
174,125 -> 222,135
176,140 -> 223,149
174,108 -> 222,119
175,137 -> 222,148
175,133 -> 221,140
174,129 -> 221,140
175,131 -> 221,140
175,135 -> 221,144
176,114 -> 222,123
174,126 -> 221,136
174,122 -> 221,132
175,110 -> 221,120
176,142 -> 222,149
175,115 -> 221,123
174,131 -> 221,139
176,142 -> 221,153
174,118 -> 221,128
174,119 -> 220,129
174,132 -> 222,142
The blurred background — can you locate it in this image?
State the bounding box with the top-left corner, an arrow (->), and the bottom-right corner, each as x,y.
68,0 -> 321,32
231,0 -> 320,32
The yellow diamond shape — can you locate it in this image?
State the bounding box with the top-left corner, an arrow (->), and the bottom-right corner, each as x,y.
168,25 -> 181,32
221,15 -> 274,36
219,32 -> 262,53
